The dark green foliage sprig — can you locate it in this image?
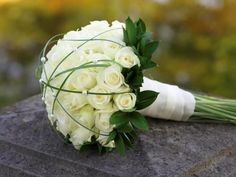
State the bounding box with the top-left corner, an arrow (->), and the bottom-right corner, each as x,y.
79,136 -> 113,154
136,91 -> 159,110
108,111 -> 150,155
108,17 -> 159,155
122,65 -> 143,90
123,17 -> 159,70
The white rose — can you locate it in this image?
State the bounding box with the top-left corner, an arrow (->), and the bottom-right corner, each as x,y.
86,53 -> 110,64
111,20 -> 125,28
71,105 -> 95,130
55,109 -> 73,136
60,93 -> 88,112
63,30 -> 103,53
95,109 -> 116,132
102,38 -> 124,59
56,117 -> 71,137
115,47 -> 140,68
110,21 -> 125,41
96,65 -> 124,91
114,93 -> 136,111
87,86 -> 112,110
116,83 -> 131,92
67,69 -> 97,90
47,41 -> 74,63
41,67 -> 68,92
75,52 -> 110,73
80,41 -> 104,54
70,126 -> 94,149
43,43 -> 72,76
81,20 -> 110,34
63,30 -> 83,48
46,42 -> 68,62
63,30 -> 81,39
97,131 -> 115,148
43,90 -> 61,124
44,41 -> 83,77
70,50 -> 103,67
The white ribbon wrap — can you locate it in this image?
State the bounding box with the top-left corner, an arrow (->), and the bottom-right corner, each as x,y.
139,77 -> 196,121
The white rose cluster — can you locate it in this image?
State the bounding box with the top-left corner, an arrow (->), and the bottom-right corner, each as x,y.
40,20 -> 139,150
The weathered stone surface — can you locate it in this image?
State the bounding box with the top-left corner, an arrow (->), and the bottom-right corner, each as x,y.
0,95 -> 235,177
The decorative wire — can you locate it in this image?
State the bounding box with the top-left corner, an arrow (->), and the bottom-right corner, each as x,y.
39,28 -> 129,136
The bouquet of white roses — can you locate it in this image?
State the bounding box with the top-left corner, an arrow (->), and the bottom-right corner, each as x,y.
36,18 -> 236,155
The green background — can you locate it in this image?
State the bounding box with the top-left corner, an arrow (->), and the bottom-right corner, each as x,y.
0,0 -> 235,107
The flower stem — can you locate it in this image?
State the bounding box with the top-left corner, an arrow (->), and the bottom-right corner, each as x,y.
190,94 -> 236,124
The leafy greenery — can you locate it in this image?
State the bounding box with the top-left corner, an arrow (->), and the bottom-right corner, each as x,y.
123,17 -> 158,70
64,134 -> 72,145
136,91 -> 159,110
110,111 -> 149,131
110,111 -> 129,126
106,131 -> 117,144
115,134 -> 126,155
106,128 -> 137,156
129,112 -> 149,130
79,136 -> 113,154
109,110 -> 149,155
122,65 -> 143,90
116,122 -> 134,133
108,17 -> 159,155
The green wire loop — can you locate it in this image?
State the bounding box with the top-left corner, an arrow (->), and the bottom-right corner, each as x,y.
40,28 -> 124,137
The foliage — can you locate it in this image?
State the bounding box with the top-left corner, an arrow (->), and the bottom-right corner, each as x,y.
106,17 -> 158,155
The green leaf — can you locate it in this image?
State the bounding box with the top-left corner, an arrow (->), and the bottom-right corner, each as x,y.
64,134 -> 72,145
130,73 -> 143,89
115,134 -> 125,156
137,18 -> 146,34
127,131 -> 137,142
125,17 -> 137,46
139,56 -> 157,70
143,41 -> 159,58
104,147 -> 113,153
106,131 -> 117,144
140,32 -> 152,50
121,133 -> 133,148
129,112 -> 149,131
136,91 -> 159,110
121,67 -> 130,76
110,111 -> 129,126
136,18 -> 146,40
122,65 -> 143,89
79,144 -> 92,152
143,60 -> 157,69
117,122 -> 134,133
139,56 -> 148,67
79,136 -> 97,152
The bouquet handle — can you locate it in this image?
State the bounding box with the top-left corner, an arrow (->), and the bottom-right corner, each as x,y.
140,77 -> 196,121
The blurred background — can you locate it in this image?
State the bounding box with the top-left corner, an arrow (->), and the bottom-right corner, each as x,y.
0,0 -> 236,107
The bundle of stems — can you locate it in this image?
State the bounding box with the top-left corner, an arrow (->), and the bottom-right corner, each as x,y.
190,94 -> 236,124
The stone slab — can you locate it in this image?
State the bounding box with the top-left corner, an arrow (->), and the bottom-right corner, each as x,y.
0,95 -> 235,177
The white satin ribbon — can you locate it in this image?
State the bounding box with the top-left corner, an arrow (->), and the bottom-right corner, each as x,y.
139,77 -> 196,121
